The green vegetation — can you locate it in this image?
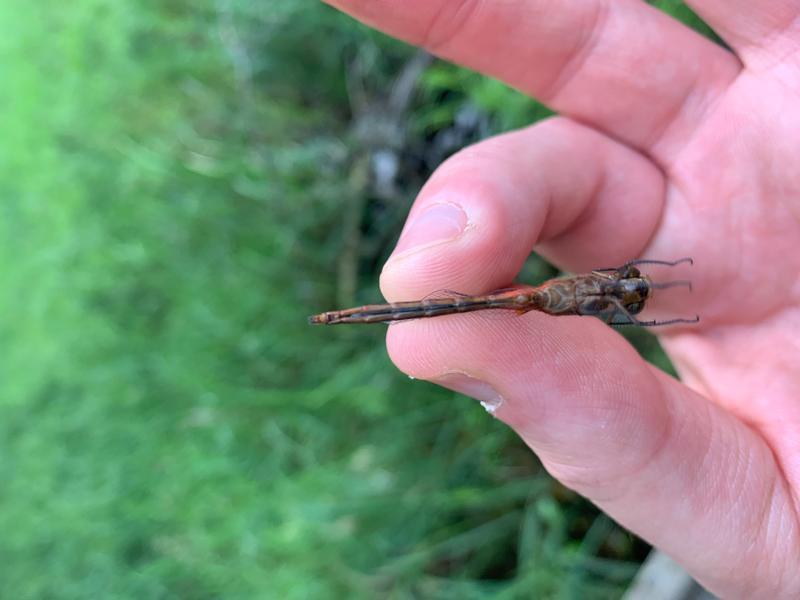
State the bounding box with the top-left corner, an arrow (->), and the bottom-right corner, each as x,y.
0,1 -> 710,597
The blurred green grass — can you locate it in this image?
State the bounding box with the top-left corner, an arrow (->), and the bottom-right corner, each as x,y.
0,1 -> 709,597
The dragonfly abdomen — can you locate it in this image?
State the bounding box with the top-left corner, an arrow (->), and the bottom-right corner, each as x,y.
309,293 -> 528,325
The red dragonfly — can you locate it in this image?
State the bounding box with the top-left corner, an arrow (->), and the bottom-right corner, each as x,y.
309,258 -> 699,327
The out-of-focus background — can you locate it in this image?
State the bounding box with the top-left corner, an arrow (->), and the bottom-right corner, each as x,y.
0,1 -> 713,597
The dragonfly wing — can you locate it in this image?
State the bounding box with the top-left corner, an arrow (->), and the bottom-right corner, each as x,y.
420,285 -> 532,301
420,289 -> 471,301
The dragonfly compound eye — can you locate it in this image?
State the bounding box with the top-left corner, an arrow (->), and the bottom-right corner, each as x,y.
627,302 -> 644,315
618,265 -> 641,278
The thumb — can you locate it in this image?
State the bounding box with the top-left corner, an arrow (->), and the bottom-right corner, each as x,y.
386,313 -> 800,597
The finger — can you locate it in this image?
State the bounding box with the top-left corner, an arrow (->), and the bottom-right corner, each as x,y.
685,0 -> 800,63
323,0 -> 739,159
380,117 -> 665,302
386,313 -> 800,597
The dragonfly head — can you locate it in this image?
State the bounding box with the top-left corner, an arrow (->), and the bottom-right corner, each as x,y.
615,266 -> 651,315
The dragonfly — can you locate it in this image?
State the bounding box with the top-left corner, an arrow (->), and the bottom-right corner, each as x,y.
309,258 -> 699,327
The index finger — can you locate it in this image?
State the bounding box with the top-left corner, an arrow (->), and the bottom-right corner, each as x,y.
324,0 -> 739,161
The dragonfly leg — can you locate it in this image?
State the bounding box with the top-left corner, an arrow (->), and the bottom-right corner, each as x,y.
610,317 -> 701,327
594,257 -> 694,272
604,299 -> 643,326
607,298 -> 700,327
625,257 -> 693,268
598,307 -> 622,325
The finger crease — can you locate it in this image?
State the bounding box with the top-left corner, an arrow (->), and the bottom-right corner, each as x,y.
646,68 -> 737,164
418,0 -> 482,56
538,0 -> 611,104
582,375 -> 676,503
644,72 -> 700,157
740,12 -> 800,69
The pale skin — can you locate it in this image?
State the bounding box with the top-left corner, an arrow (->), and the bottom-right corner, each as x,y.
321,1 -> 800,596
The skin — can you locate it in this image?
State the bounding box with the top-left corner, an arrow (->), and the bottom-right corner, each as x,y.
321,1 -> 800,596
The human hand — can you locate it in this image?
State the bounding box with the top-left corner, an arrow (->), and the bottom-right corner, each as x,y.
322,1 -> 800,596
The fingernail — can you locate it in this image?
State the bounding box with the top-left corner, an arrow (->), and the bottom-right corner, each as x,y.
392,203 -> 467,258
436,372 -> 504,416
